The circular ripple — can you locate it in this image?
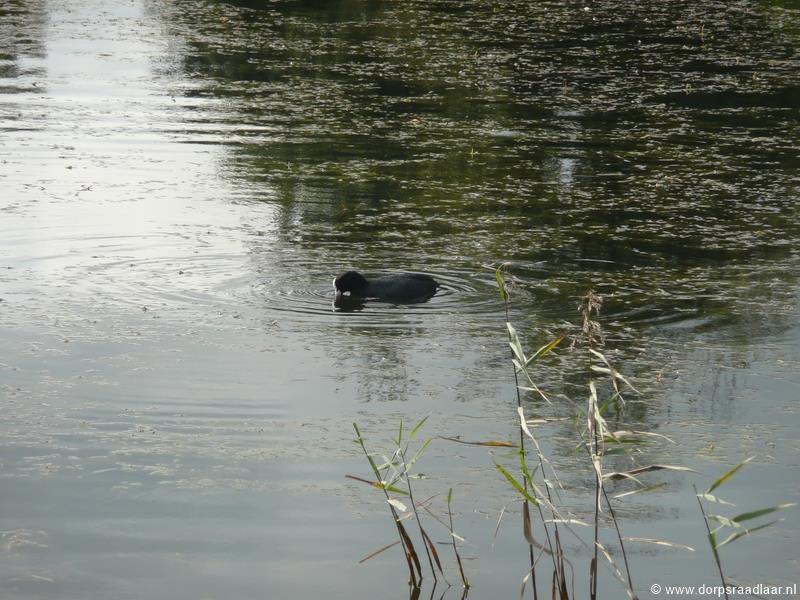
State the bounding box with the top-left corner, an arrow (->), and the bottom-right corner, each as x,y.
250,266 -> 505,326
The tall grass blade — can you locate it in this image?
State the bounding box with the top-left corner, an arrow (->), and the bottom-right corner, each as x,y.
604,464 -> 695,480
359,541 -> 402,563
604,472 -> 644,485
547,519 -> 590,526
558,561 -> 570,600
439,436 -> 516,448
715,521 -> 780,548
706,456 -> 755,494
602,447 -> 634,456
508,323 -> 526,363
613,483 -> 667,499
707,514 -> 737,528
495,461 -> 539,505
388,498 -> 408,512
517,406 -> 537,442
345,474 -> 409,495
492,506 -> 506,550
353,423 -> 383,481
345,474 -> 374,486
404,438 -> 433,474
446,488 -> 470,588
523,500 -> 535,545
730,503 -> 796,524
623,537 -> 694,551
409,416 -> 429,440
694,484 -> 728,598
696,492 -> 736,506
597,392 -> 624,415
353,422 -> 423,585
397,519 -> 423,581
588,348 -> 640,394
609,430 -> 676,444
596,542 -> 638,600
420,527 -> 445,577
496,265 -> 508,301
520,567 -> 540,600
519,449 -> 540,489
523,335 -> 565,367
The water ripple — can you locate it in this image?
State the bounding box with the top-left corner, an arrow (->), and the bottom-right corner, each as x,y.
250,267 -> 502,326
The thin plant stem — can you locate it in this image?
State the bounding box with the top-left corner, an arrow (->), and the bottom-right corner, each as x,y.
601,486 -> 635,595
591,417 -> 600,600
447,489 -> 470,589
353,423 -> 421,587
694,484 -> 729,600
399,446 -> 439,584
500,265 -> 558,599
582,289 -> 637,600
576,419 -> 638,599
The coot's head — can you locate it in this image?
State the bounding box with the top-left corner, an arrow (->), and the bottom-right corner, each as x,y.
333,271 -> 369,296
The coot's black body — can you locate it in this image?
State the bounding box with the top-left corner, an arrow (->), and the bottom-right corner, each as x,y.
333,271 -> 439,302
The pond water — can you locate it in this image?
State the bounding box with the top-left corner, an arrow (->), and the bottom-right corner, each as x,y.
1,0 -> 799,598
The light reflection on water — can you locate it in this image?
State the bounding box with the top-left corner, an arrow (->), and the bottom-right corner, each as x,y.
1,0 -> 799,598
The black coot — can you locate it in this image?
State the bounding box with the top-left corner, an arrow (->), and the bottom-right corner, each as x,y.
333,271 -> 439,302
